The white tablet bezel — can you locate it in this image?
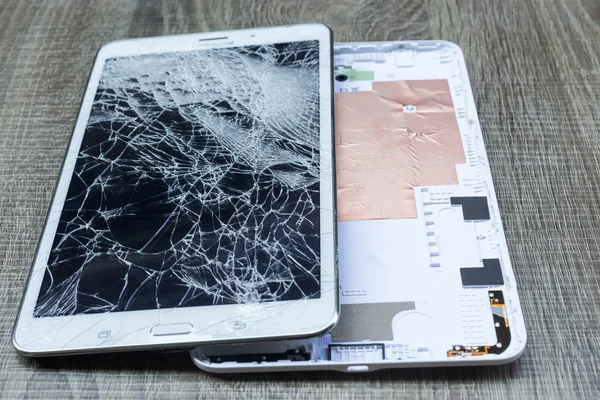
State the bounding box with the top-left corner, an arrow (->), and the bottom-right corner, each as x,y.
13,24 -> 338,356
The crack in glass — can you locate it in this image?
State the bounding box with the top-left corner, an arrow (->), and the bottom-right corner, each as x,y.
35,41 -> 322,317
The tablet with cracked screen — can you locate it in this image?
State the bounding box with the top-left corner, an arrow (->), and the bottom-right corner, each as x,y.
191,41 -> 527,373
13,25 -> 338,356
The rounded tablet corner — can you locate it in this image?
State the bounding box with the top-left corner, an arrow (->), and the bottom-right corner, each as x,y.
489,329 -> 527,365
318,309 -> 339,338
190,348 -> 232,374
303,299 -> 340,339
297,22 -> 332,37
96,37 -> 142,59
436,40 -> 465,56
97,39 -> 123,58
504,330 -> 528,363
12,326 -> 36,358
190,350 -> 213,373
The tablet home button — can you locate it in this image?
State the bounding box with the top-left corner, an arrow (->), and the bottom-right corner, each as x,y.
151,323 -> 193,336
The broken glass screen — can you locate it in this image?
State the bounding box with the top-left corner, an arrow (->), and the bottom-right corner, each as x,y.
34,41 -> 322,317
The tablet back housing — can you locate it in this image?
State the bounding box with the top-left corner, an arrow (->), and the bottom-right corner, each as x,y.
190,41 -> 527,373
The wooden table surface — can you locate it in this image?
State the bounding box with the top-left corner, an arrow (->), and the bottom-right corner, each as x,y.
1,0 -> 599,398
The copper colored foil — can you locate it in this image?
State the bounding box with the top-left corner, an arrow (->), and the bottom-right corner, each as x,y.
336,80 -> 466,221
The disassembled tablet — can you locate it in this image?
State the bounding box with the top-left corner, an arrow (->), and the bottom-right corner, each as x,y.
191,41 -> 527,373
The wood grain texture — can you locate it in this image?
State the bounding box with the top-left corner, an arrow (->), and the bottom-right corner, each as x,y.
0,0 -> 599,398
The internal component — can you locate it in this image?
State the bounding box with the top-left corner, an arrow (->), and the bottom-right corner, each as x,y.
335,80 -> 465,221
329,343 -> 385,362
333,67 -> 374,81
460,258 -> 504,287
447,290 -> 511,357
207,349 -> 310,364
450,196 -> 491,221
330,302 -> 415,342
